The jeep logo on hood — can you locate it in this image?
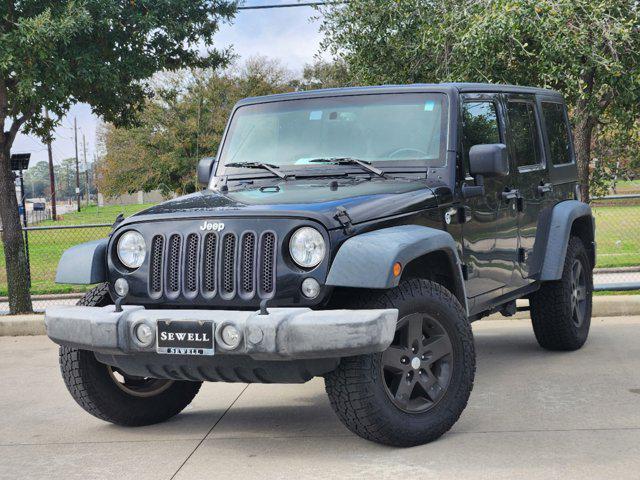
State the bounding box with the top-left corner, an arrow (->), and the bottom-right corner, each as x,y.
200,220 -> 225,232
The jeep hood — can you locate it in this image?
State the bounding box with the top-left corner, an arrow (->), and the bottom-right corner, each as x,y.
124,177 -> 448,230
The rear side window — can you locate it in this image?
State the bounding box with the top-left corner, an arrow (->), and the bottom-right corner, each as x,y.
462,101 -> 500,171
542,102 -> 573,165
506,101 -> 543,169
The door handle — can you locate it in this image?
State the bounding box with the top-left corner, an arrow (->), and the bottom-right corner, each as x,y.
537,182 -> 553,195
501,188 -> 519,201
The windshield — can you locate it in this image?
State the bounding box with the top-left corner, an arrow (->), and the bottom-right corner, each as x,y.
216,93 -> 448,177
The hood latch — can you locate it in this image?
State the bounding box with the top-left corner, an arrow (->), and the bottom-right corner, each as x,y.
334,206 -> 354,234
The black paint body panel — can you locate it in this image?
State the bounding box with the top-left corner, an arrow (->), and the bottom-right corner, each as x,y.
104,83 -> 583,318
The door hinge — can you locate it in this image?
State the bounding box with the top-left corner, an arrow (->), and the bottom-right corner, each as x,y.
334,206 -> 354,234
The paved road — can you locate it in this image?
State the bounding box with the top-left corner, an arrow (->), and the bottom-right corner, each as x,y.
2,317 -> 640,480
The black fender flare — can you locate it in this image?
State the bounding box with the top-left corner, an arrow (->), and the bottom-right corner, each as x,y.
539,200 -> 594,281
326,225 -> 468,314
55,239 -> 108,285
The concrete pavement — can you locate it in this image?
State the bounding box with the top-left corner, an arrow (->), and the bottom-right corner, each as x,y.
1,317 -> 640,479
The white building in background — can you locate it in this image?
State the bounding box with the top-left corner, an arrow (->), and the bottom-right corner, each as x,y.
97,190 -> 168,207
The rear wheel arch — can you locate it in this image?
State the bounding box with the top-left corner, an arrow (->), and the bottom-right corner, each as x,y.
539,200 -> 594,281
570,215 -> 595,269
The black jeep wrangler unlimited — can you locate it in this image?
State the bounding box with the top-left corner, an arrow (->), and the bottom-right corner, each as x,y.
46,83 -> 595,447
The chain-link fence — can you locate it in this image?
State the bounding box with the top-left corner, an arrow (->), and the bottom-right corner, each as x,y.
0,195 -> 638,313
591,194 -> 640,291
0,223 -> 111,313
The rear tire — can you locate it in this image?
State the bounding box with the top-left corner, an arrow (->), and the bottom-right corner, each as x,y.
58,284 -> 202,426
324,279 -> 475,447
529,236 -> 593,351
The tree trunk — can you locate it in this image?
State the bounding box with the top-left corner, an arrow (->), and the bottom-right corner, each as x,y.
0,146 -> 33,314
572,116 -> 595,203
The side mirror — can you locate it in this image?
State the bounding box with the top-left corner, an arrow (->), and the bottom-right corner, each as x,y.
197,157 -> 216,187
469,143 -> 509,177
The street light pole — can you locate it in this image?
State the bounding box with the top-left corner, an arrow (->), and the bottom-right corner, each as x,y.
82,133 -> 89,207
44,110 -> 57,220
74,117 -> 81,212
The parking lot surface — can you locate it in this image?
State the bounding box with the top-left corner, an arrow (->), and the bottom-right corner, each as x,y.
1,316 -> 640,480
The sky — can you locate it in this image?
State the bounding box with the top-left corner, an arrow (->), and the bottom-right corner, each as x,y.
12,0 -> 325,172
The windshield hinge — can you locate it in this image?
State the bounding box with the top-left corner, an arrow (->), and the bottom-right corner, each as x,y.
334,206 -> 354,234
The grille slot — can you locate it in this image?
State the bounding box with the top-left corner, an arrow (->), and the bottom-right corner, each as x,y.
184,234 -> 199,294
240,232 -> 256,296
221,234 -> 236,296
260,232 -> 276,296
167,234 -> 182,294
149,236 -> 164,294
147,225 -> 278,301
202,233 -> 217,294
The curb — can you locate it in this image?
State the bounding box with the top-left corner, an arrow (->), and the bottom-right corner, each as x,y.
1,296 -> 640,337
0,314 -> 46,337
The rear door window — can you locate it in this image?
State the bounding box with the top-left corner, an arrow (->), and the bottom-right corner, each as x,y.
541,102 -> 573,165
506,101 -> 544,170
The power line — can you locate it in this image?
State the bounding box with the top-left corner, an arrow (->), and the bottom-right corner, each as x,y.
237,1 -> 346,10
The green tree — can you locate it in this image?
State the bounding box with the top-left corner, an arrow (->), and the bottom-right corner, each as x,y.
299,58 -> 353,90
0,0 -> 236,313
593,117 -> 640,195
320,0 -> 640,201
97,57 -> 294,196
23,161 -> 51,198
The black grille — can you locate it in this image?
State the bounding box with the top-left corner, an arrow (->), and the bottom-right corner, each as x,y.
222,234 -> 236,295
260,232 -> 276,296
150,236 -> 164,294
202,233 -> 217,294
184,234 -> 199,294
240,233 -> 256,295
167,234 -> 181,294
149,228 -> 275,301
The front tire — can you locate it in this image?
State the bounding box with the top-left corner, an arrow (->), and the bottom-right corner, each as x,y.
60,347 -> 202,426
324,279 -> 475,447
529,236 -> 593,351
58,284 -> 202,426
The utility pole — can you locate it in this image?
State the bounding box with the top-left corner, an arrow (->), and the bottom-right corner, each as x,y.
44,110 -> 57,220
74,117 -> 81,212
82,133 -> 89,207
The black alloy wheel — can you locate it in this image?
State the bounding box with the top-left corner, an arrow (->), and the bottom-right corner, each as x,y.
381,313 -> 453,413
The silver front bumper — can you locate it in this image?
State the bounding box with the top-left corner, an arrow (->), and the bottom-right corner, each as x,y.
45,305 -> 398,360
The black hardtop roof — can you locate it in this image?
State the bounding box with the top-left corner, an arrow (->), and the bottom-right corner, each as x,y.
235,82 -> 564,106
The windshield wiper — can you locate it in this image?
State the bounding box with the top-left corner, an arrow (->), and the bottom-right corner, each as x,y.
308,157 -> 385,177
225,162 -> 290,180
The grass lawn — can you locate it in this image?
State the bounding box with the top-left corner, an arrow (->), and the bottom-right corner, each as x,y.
614,179 -> 640,194
591,204 -> 640,268
41,203 -> 155,226
0,202 -> 638,296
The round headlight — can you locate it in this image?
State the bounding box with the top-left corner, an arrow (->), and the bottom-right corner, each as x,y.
117,231 -> 146,269
289,227 -> 326,268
